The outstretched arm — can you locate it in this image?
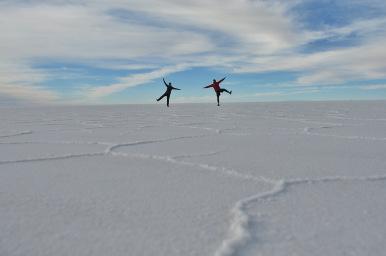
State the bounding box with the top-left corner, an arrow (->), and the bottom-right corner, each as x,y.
172,86 -> 180,90
204,84 -> 213,88
218,77 -> 226,83
163,78 -> 168,87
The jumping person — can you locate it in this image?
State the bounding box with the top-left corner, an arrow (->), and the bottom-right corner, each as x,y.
203,77 -> 232,106
156,78 -> 180,107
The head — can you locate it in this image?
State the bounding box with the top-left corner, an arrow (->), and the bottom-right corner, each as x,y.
169,82 -> 172,86
213,79 -> 216,83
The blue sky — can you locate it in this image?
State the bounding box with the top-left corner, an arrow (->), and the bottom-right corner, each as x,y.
1,0 -> 386,105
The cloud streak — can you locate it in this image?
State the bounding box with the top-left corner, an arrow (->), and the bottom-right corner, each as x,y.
87,64 -> 190,98
0,62 -> 59,102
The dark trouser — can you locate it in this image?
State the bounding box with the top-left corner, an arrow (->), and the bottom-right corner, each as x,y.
219,88 -> 231,94
157,92 -> 171,107
216,89 -> 231,106
216,91 -> 220,106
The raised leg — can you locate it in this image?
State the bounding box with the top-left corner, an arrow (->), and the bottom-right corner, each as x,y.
220,88 -> 232,94
157,93 -> 167,101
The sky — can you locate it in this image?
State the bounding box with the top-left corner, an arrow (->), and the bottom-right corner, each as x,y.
1,0 -> 386,105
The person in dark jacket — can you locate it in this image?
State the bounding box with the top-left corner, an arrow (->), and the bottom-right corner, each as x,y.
157,78 -> 181,107
204,77 -> 232,106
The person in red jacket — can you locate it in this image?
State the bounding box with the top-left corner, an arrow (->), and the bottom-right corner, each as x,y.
204,77 -> 232,106
157,78 -> 180,107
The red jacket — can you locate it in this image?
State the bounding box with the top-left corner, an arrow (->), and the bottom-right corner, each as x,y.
204,77 -> 225,92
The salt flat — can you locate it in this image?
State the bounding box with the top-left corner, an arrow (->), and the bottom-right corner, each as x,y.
1,101 -> 386,256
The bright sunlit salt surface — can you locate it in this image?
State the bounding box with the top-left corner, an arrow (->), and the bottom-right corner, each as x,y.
1,101 -> 386,256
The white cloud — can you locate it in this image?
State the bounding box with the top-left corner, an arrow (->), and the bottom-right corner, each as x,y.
0,83 -> 59,103
0,4 -> 214,61
117,0 -> 302,53
295,40 -> 386,85
87,64 -> 189,98
234,32 -> 386,86
0,62 -> 59,102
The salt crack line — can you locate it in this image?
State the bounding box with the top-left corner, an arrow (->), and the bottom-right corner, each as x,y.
303,124 -> 343,133
173,150 -> 225,160
0,152 -> 105,165
287,174 -> 386,185
0,135 -> 208,166
109,150 -> 274,184
0,136 -> 202,165
261,115 -> 343,127
0,140 -> 111,146
0,130 -> 32,138
105,134 -> 207,154
175,124 -> 222,134
303,127 -> 386,141
329,116 -> 386,122
214,180 -> 285,256
214,173 -> 386,256
173,123 -> 240,135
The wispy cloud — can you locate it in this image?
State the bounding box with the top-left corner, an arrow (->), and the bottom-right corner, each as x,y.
0,62 -> 59,102
87,64 -> 189,98
0,84 -> 59,103
234,33 -> 386,86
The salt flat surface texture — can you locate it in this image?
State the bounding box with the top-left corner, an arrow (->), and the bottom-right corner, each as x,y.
1,101 -> 386,256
